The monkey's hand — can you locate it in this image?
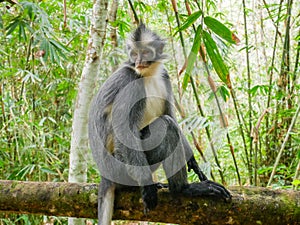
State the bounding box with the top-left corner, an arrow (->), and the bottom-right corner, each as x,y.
183,180 -> 232,201
156,182 -> 168,189
142,184 -> 158,214
187,157 -> 208,181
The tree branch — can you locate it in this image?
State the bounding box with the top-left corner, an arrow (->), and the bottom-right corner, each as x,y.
0,180 -> 299,225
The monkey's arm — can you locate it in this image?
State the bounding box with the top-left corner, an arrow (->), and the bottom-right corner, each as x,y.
162,72 -> 208,182
187,156 -> 208,181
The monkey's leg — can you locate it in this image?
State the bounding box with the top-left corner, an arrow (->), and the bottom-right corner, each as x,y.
113,142 -> 158,212
143,115 -> 231,200
97,177 -> 116,225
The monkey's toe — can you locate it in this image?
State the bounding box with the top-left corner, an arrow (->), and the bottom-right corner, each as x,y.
142,184 -> 158,213
182,181 -> 232,200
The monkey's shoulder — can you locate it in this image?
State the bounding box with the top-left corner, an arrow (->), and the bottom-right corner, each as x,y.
105,64 -> 140,84
97,65 -> 137,94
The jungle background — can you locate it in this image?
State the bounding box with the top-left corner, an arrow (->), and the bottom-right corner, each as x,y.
0,0 -> 299,224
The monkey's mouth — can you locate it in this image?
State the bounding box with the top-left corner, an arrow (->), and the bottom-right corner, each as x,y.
136,64 -> 149,70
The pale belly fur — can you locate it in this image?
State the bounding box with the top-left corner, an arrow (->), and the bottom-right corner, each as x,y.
139,72 -> 167,129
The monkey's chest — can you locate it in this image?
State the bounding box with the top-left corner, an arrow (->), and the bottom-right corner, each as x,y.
139,76 -> 167,129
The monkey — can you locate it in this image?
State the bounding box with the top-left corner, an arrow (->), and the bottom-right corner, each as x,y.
88,23 -> 231,225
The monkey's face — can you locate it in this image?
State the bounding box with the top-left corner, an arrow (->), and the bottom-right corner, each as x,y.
128,45 -> 156,70
127,24 -> 167,75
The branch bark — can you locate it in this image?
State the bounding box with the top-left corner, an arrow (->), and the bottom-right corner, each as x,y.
0,180 -> 299,225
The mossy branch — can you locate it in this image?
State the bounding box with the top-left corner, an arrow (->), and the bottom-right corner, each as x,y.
0,180 -> 299,225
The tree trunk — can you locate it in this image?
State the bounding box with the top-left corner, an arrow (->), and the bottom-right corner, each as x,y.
68,0 -> 108,224
0,180 -> 299,225
68,0 -> 109,183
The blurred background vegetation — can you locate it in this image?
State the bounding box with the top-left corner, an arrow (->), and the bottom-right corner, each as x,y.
0,0 -> 299,224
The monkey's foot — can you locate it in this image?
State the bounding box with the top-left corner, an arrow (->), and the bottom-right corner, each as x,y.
142,184 -> 158,214
183,180 -> 232,201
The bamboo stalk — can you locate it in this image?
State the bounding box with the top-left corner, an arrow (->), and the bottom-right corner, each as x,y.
242,0 -> 253,185
264,0 -> 284,159
189,0 -> 241,185
267,100 -> 300,186
171,0 -> 226,184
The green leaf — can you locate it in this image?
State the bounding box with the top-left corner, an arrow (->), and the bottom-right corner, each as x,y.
40,38 -> 50,61
182,25 -> 202,91
202,30 -> 230,85
49,42 -> 59,63
250,84 -> 269,96
175,11 -> 202,35
0,14 -> 3,29
16,164 -> 36,179
292,179 -> 300,186
39,38 -> 68,64
6,18 -> 20,36
40,167 -> 57,175
19,21 -> 27,41
49,39 -> 68,60
204,16 -> 240,44
6,17 -> 33,41
218,85 -> 230,101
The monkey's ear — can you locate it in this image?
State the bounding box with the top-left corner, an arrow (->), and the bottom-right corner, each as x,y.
158,43 -> 165,55
138,22 -> 146,30
150,40 -> 165,55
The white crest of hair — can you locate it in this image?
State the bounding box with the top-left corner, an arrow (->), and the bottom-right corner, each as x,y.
140,63 -> 167,129
140,29 -> 157,44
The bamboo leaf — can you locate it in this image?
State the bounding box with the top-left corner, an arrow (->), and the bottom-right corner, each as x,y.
40,167 -> 57,175
19,21 -> 27,41
202,30 -> 230,85
175,10 -> 202,35
50,39 -> 68,60
218,85 -> 230,101
182,25 -> 202,91
204,16 -> 240,44
40,39 -> 50,61
6,19 -> 19,36
49,43 -> 59,63
0,15 -> 3,29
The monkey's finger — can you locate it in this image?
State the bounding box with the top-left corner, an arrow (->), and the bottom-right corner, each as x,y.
203,180 -> 232,199
203,182 -> 232,200
208,184 -> 232,200
183,182 -> 231,200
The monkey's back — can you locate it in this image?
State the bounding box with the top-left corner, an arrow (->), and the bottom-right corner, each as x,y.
89,64 -> 139,152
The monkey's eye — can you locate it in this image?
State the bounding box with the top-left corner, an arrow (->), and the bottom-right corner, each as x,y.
130,51 -> 138,60
141,49 -> 154,60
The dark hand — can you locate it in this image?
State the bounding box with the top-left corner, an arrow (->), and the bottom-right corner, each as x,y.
156,182 -> 168,189
183,180 -> 232,201
187,157 -> 208,181
142,184 -> 158,214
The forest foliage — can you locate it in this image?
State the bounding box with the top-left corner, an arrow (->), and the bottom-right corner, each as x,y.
0,0 -> 299,224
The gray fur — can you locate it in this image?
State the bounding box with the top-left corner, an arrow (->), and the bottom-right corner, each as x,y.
88,24 -> 231,225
